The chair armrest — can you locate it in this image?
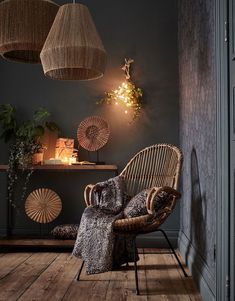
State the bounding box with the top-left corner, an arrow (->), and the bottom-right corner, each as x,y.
146,186 -> 181,215
84,184 -> 96,207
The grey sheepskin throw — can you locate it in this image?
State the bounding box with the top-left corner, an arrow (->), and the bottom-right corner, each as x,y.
72,176 -> 136,274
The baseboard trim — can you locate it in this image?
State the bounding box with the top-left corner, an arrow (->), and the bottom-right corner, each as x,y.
0,227 -> 179,249
178,231 -> 215,301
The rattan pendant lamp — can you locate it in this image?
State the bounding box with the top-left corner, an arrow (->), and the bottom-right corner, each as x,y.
0,0 -> 59,63
40,1 -> 107,80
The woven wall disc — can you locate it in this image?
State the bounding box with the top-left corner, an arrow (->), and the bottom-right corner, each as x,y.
25,188 -> 62,224
0,0 -> 59,63
77,116 -> 110,152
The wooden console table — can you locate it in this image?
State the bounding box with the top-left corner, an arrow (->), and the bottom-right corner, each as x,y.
0,164 -> 118,171
0,164 -> 118,249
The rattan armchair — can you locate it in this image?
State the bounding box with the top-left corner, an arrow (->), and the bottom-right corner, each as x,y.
76,144 -> 187,294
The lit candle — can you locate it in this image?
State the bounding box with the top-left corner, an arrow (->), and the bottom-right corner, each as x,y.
69,157 -> 76,165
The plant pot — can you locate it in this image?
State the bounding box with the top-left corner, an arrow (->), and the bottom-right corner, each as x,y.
32,152 -> 44,165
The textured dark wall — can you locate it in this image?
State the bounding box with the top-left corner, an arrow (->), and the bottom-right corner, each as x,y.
0,0 -> 180,237
178,0 -> 216,293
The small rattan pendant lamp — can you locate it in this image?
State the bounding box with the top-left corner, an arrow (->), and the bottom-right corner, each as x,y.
40,2 -> 107,80
0,0 -> 59,63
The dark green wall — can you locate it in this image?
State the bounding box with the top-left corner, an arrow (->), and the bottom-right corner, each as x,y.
0,0 -> 179,242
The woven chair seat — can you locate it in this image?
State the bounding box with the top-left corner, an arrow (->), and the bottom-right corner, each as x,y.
113,193 -> 177,233
113,214 -> 151,232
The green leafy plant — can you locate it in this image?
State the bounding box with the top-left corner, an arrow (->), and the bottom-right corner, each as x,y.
0,104 -> 60,208
97,81 -> 143,121
0,104 -> 17,142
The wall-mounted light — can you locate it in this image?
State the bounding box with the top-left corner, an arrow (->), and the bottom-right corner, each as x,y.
97,58 -> 143,121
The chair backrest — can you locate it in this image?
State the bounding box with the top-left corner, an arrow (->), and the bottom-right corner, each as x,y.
120,144 -> 183,197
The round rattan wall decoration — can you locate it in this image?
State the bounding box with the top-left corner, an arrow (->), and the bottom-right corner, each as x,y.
77,116 -> 110,152
25,188 -> 62,224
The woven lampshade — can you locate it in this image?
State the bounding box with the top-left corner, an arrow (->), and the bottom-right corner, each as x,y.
40,3 -> 107,80
0,0 -> 59,63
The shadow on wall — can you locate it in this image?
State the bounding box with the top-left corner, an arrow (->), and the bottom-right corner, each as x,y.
185,147 -> 207,283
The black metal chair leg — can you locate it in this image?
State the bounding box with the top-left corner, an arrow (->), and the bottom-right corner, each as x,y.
157,229 -> 188,277
76,260 -> 85,281
133,238 -> 140,295
124,234 -> 130,267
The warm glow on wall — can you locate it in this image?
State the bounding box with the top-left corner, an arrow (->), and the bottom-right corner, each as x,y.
98,58 -> 143,121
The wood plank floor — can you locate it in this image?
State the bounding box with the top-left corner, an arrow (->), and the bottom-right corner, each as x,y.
0,249 -> 202,301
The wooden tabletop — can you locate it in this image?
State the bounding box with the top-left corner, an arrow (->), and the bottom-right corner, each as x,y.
0,164 -> 118,171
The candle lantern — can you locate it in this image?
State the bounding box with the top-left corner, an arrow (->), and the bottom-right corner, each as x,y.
55,138 -> 74,164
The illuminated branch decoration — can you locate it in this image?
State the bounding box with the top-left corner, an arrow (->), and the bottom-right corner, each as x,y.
97,58 -> 143,121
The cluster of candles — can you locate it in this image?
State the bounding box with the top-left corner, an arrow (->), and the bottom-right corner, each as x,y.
45,156 -> 77,165
60,156 -> 77,165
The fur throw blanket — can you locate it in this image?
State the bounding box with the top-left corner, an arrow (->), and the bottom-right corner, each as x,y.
72,176 -> 137,274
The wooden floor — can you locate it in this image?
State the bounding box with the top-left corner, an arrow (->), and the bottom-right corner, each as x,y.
0,249 -> 202,301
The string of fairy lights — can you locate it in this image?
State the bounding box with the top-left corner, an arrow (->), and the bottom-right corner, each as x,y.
97,58 -> 143,121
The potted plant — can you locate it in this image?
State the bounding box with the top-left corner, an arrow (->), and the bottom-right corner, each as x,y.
0,104 -> 60,208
